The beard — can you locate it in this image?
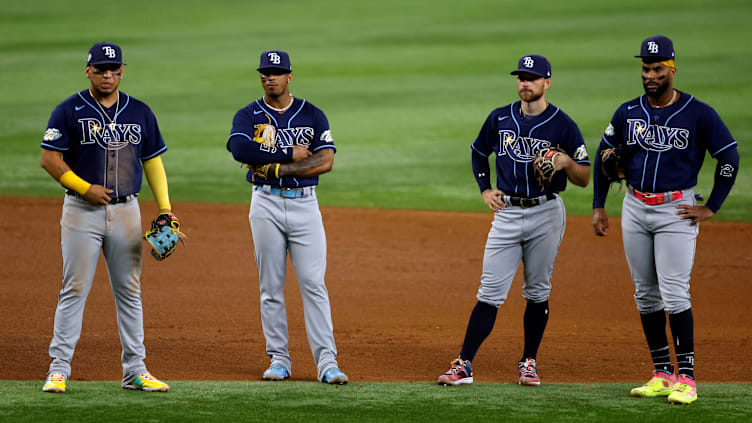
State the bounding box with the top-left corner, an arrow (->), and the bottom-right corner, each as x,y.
643,78 -> 670,98
518,89 -> 543,102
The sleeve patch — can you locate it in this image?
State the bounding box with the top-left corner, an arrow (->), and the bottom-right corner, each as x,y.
320,129 -> 333,143
43,128 -> 62,141
573,144 -> 589,161
604,123 -> 615,137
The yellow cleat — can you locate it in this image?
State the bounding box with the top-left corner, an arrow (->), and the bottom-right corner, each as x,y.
630,370 -> 676,397
124,372 -> 169,392
668,375 -> 697,405
42,373 -> 67,393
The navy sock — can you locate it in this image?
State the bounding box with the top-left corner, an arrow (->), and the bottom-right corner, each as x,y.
459,301 -> 498,362
521,300 -> 549,361
668,308 -> 695,379
639,310 -> 673,373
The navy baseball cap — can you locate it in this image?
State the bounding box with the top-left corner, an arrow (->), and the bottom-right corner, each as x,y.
87,42 -> 125,66
257,50 -> 292,73
510,54 -> 551,79
636,35 -> 675,60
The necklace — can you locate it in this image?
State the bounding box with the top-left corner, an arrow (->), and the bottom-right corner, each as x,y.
263,95 -> 294,113
89,89 -> 120,131
652,89 -> 677,109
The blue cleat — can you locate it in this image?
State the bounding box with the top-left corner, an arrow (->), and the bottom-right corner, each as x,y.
262,363 -> 290,381
321,367 -> 349,385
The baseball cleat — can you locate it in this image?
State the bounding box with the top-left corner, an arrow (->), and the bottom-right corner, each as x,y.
668,375 -> 697,405
437,357 -> 473,386
124,372 -> 169,392
630,370 -> 676,397
518,358 -> 541,386
42,373 -> 67,393
321,368 -> 349,385
263,363 -> 290,381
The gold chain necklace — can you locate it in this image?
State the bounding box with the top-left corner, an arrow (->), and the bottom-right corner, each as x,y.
652,90 -> 677,109
263,95 -> 294,113
89,89 -> 120,131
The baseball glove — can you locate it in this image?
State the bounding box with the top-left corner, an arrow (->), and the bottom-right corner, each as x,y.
245,162 -> 280,180
143,212 -> 185,261
534,146 -> 565,189
600,145 -> 627,182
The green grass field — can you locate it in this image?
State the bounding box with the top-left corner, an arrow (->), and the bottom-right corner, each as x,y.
2,381 -> 751,422
1,0 -> 750,219
2,0 -> 751,420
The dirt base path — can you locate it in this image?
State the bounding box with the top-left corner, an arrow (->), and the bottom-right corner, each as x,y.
2,197 -> 750,383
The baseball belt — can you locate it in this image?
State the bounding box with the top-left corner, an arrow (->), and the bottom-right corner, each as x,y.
504,193 -> 557,208
66,191 -> 138,204
254,185 -> 315,199
628,186 -> 683,206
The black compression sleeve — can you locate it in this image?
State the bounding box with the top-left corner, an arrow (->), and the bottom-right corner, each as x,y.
471,150 -> 492,193
705,146 -> 739,213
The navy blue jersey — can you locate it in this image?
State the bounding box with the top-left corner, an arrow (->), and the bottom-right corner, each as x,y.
593,92 -> 737,207
41,90 -> 167,197
472,101 -> 590,197
227,97 -> 336,187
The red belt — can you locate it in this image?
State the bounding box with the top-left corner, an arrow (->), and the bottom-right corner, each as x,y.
631,188 -> 682,205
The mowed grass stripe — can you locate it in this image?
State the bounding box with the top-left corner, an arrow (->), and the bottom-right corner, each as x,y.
1,0 -> 750,219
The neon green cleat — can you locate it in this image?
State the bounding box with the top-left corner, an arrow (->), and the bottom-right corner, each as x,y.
124,372 -> 170,392
42,373 -> 67,393
630,370 -> 676,397
668,375 -> 697,405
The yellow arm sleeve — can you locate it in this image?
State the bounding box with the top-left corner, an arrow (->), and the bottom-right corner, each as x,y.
143,156 -> 171,211
59,171 -> 91,196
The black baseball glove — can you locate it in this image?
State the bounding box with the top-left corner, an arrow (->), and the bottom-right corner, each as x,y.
600,145 -> 627,182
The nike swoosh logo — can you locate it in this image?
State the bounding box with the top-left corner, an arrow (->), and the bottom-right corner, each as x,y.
627,105 -> 639,110
498,116 -> 509,121
75,105 -> 85,111
253,109 -> 264,115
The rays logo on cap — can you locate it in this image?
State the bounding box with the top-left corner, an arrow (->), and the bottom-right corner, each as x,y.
523,56 -> 534,68
103,46 -> 117,58
268,52 -> 281,64
647,41 -> 659,54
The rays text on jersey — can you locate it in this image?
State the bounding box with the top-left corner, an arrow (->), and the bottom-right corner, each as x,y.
497,130 -> 552,162
253,125 -> 314,153
626,119 -> 689,151
78,118 -> 142,150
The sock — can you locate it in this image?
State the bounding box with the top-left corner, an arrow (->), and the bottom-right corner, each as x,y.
668,308 -> 695,379
639,310 -> 673,374
459,301 -> 498,362
521,300 -> 549,362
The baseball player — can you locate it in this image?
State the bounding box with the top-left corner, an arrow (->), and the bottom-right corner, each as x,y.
40,42 -> 175,393
592,36 -> 739,405
226,50 -> 348,385
438,55 -> 590,386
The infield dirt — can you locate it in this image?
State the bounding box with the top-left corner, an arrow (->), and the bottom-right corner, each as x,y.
2,197 -> 750,383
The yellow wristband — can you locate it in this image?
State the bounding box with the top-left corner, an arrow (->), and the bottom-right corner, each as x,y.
59,171 -> 91,195
274,163 -> 280,179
